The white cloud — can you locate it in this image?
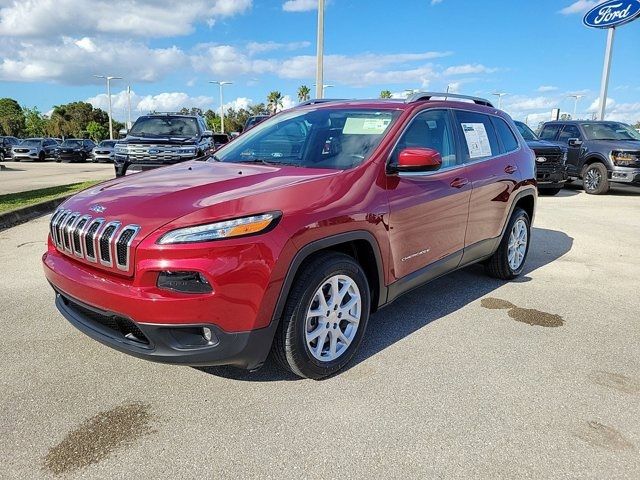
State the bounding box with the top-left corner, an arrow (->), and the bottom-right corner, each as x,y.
506,96 -> 557,111
223,97 -> 253,112
0,0 -> 252,38
0,37 -> 186,84
431,0 -> 444,4
246,41 -> 310,56
86,90 -> 214,119
443,64 -> 497,75
559,1 -> 597,15
537,85 -> 558,92
280,95 -> 296,110
283,0 -> 318,12
587,97 -> 616,112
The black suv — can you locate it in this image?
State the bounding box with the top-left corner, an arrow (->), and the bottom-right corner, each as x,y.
55,139 -> 96,163
114,114 -> 213,176
539,121 -> 640,194
514,121 -> 567,195
0,136 -> 20,161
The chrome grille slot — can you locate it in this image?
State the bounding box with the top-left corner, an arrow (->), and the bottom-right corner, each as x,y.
99,222 -> 120,266
49,211 -> 140,274
114,226 -> 140,271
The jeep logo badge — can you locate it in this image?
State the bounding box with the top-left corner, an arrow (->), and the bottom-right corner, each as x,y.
90,204 -> 106,213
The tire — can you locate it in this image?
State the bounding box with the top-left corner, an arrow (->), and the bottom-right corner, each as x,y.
273,252 -> 371,379
38,152 -> 45,162
485,208 -> 531,280
582,162 -> 610,195
539,188 -> 561,196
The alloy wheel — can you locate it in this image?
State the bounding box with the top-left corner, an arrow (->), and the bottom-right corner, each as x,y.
305,274 -> 362,362
584,167 -> 601,192
507,218 -> 528,271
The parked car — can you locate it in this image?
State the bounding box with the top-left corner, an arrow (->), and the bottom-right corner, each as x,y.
514,121 -> 567,195
92,140 -> 117,163
114,113 -> 213,176
212,133 -> 231,150
43,93 -> 536,379
12,138 -> 58,162
55,139 -> 96,163
539,120 -> 640,194
243,115 -> 270,132
0,136 -> 20,161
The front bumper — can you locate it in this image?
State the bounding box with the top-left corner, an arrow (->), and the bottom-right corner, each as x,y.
58,153 -> 85,162
12,152 -> 39,161
54,288 -> 276,369
536,167 -> 567,188
610,167 -> 640,184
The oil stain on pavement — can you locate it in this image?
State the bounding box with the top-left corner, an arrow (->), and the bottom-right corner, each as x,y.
481,297 -> 564,327
590,371 -> 640,394
575,421 -> 635,451
43,402 -> 153,476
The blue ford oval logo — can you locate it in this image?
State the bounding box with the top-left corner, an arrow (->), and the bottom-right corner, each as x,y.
583,0 -> 640,28
148,149 -> 160,154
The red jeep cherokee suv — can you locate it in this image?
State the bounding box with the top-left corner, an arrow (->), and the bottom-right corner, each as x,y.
43,93 -> 536,379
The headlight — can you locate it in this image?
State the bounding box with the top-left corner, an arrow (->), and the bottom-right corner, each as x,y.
157,212 -> 280,244
611,151 -> 639,166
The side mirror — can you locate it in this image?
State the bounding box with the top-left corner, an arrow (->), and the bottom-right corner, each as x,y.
202,130 -> 213,138
118,128 -> 128,137
568,138 -> 583,148
395,148 -> 442,173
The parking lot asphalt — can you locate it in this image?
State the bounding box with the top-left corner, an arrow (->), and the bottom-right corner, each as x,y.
0,162 -> 114,195
1,184 -> 639,479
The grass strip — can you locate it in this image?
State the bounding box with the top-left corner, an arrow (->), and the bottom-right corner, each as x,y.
0,181 -> 101,214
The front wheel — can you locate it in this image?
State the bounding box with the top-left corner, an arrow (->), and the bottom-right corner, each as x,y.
273,252 -> 371,379
582,163 -> 610,195
485,208 -> 531,280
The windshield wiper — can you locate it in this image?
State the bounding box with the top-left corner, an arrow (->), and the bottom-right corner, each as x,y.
235,158 -> 300,167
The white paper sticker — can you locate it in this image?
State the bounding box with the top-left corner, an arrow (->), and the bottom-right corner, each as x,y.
461,122 -> 492,158
343,117 -> 391,135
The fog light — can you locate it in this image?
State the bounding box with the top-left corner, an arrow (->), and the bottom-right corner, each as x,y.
157,271 -> 213,294
203,327 -> 213,342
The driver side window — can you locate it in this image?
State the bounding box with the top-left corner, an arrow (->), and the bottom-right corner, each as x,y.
391,109 -> 457,169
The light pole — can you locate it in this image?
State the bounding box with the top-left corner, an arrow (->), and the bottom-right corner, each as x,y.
315,0 -> 325,99
126,85 -> 132,130
313,83 -> 334,97
568,94 -> 585,119
209,81 -> 232,133
492,92 -> 508,109
94,75 -> 122,139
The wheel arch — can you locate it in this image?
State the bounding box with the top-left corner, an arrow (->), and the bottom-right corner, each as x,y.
580,154 -> 610,175
272,231 -> 386,326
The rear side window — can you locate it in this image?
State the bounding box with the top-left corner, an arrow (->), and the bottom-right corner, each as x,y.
454,111 -> 500,162
492,117 -> 519,153
539,124 -> 561,140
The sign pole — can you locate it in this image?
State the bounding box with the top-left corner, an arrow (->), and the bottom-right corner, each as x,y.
315,0 -> 325,99
598,26 -> 615,120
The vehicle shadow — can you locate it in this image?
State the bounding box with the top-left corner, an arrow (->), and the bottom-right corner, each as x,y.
562,182 -> 640,196
196,227 -> 573,382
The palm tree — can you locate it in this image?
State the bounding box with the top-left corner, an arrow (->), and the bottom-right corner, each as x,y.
380,90 -> 392,99
267,91 -> 284,114
297,85 -> 311,103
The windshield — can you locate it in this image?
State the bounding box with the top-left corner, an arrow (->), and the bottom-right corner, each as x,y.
514,121 -> 538,141
212,108 -> 399,170
20,139 -> 42,147
61,140 -> 82,147
99,140 -> 116,147
582,122 -> 640,141
129,116 -> 199,137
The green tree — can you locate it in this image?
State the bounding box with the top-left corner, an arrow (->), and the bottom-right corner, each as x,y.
634,121 -> 640,130
297,85 -> 311,103
86,121 -> 109,142
23,107 -> 48,137
0,98 -> 25,136
379,90 -> 392,99
46,102 -> 110,138
267,91 -> 283,115
249,103 -> 269,116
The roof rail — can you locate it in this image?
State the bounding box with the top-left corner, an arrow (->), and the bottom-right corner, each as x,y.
297,98 -> 346,107
405,92 -> 494,108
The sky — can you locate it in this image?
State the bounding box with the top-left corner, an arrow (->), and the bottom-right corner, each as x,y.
0,0 -> 639,127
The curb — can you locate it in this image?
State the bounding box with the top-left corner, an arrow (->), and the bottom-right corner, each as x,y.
0,195 -> 70,232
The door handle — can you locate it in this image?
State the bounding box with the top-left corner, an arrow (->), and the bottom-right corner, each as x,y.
450,177 -> 469,189
504,165 -> 518,174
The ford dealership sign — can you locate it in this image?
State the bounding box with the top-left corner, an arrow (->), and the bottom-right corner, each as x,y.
583,0 -> 640,28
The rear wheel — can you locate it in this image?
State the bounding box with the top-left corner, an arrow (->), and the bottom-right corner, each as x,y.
485,208 -> 530,280
273,252 -> 370,379
582,162 -> 609,195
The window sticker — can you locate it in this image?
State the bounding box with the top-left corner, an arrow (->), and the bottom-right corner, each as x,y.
343,117 -> 392,135
461,122 -> 492,158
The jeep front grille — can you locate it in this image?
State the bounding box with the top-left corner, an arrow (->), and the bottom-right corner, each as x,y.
49,210 -> 140,273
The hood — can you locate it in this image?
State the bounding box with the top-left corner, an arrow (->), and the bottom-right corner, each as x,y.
120,135 -> 197,145
525,139 -> 564,152
587,139 -> 640,151
60,160 -> 338,236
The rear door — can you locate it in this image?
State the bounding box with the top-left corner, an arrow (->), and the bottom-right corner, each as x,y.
453,110 -> 521,249
386,109 -> 471,280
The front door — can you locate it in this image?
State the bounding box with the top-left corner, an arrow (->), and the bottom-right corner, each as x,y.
386,109 -> 471,281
